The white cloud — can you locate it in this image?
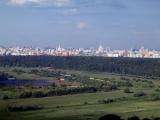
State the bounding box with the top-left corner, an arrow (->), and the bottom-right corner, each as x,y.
77,22 -> 87,29
9,0 -> 32,5
8,0 -> 71,7
62,8 -> 78,15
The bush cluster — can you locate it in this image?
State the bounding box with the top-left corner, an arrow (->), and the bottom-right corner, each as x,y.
124,88 -> 133,93
97,97 -> 126,104
97,99 -> 115,104
133,91 -> 147,97
19,87 -> 98,98
8,104 -> 42,111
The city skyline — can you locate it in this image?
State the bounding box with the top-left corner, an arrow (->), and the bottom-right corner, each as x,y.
1,0 -> 160,49
0,44 -> 159,50
0,45 -> 160,58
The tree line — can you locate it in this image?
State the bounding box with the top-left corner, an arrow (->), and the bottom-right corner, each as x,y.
0,71 -> 13,79
0,56 -> 160,77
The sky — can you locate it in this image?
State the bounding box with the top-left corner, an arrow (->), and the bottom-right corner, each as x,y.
0,0 -> 160,49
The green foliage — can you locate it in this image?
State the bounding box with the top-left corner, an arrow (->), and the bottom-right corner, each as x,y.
12,69 -> 24,74
0,71 -> 13,79
124,88 -> 133,93
0,56 -> 160,77
83,101 -> 88,105
97,99 -> 115,104
2,95 -> 9,100
19,91 -> 32,98
97,97 -> 127,104
8,104 -> 42,111
0,91 -> 160,120
30,69 -> 66,78
102,84 -> 118,92
18,87 -> 98,99
32,91 -> 46,98
0,64 -> 160,120
150,93 -> 160,101
134,91 -> 147,97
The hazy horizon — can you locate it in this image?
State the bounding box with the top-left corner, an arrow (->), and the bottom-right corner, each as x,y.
0,0 -> 160,49
0,44 -> 159,51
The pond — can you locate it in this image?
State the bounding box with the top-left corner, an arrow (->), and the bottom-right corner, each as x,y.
0,79 -> 52,87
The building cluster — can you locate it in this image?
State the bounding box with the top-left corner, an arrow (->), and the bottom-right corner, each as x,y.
0,45 -> 160,58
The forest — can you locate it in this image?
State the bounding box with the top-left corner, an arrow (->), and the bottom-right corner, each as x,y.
0,56 -> 160,77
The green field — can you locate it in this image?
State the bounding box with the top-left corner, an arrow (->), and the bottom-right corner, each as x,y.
1,67 -> 160,120
1,91 -> 160,120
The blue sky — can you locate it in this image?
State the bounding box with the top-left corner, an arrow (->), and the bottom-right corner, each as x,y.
0,0 -> 160,49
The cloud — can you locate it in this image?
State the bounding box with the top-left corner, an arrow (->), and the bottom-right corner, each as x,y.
62,8 -> 78,15
77,22 -> 87,29
5,0 -> 129,9
8,0 -> 71,7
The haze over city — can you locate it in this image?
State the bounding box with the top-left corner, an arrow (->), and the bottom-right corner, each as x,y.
0,0 -> 160,49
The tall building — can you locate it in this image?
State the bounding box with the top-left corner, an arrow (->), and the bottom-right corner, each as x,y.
97,45 -> 104,53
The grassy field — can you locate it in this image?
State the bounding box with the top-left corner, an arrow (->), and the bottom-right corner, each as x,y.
1,91 -> 160,120
0,67 -> 152,81
1,67 -> 160,120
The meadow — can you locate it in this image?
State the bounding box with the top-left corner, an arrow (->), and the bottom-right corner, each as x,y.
1,67 -> 160,120
1,91 -> 160,120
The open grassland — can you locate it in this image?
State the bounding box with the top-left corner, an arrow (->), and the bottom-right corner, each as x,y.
1,91 -> 160,120
0,67 -> 121,80
1,67 -> 160,120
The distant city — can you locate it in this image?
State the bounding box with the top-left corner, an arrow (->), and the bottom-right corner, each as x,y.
0,45 -> 160,58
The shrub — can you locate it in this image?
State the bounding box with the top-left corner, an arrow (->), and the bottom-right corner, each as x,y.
116,97 -> 127,101
97,99 -> 115,104
51,83 -> 56,88
56,106 -> 63,108
124,88 -> 133,93
150,94 -> 160,101
134,91 -> 147,97
8,104 -> 42,111
19,91 -> 32,98
103,85 -> 118,92
2,95 -> 9,100
84,101 -> 88,105
32,91 -> 46,98
148,84 -> 155,88
155,88 -> 160,92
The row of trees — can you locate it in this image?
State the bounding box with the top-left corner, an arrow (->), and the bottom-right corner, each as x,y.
19,87 -> 98,98
0,56 -> 160,77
